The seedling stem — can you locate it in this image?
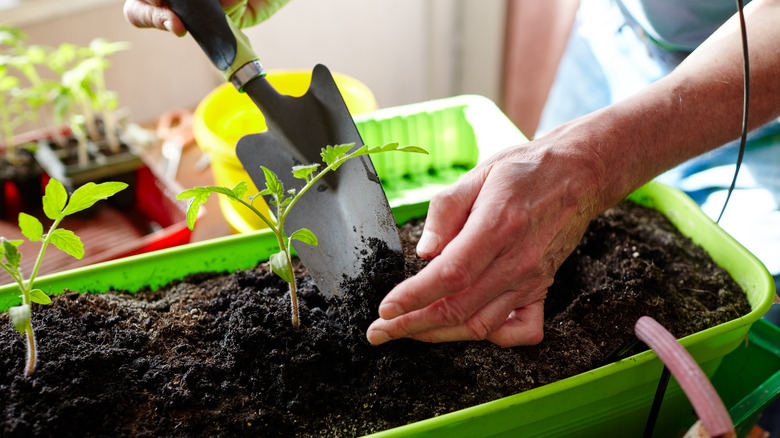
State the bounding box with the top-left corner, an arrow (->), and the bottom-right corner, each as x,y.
179,142 -> 427,329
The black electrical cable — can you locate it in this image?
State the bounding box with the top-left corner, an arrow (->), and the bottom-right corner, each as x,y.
717,0 -> 750,223
642,4 -> 750,435
643,366 -> 672,438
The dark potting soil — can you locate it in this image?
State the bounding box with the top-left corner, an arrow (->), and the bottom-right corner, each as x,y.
0,201 -> 751,437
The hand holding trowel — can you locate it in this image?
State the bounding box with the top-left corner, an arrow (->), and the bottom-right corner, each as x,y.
164,0 -> 402,298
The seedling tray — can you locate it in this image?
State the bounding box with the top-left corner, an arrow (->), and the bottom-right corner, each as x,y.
0,163 -> 195,278
34,138 -> 145,189
0,95 -> 775,436
357,95 -> 523,210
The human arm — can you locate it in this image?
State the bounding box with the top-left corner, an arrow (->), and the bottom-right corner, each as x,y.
366,0 -> 780,347
123,0 -> 289,36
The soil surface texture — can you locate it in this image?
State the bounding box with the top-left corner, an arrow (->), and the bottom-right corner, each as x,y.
0,201 -> 751,437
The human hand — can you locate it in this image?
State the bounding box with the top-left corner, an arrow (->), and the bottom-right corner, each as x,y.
123,0 -> 289,36
366,137 -> 606,347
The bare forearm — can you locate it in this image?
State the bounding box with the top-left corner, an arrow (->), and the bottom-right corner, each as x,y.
547,0 -> 780,213
365,0 -> 780,348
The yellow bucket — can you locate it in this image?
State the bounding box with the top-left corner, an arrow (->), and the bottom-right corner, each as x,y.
193,71 -> 378,233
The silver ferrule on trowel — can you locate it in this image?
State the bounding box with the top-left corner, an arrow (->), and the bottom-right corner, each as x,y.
231,60 -> 266,92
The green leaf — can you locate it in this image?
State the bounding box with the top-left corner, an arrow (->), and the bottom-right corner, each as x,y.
290,228 -> 318,246
52,89 -> 73,124
42,178 -> 69,220
88,38 -> 130,57
261,166 -> 284,200
0,74 -> 19,92
29,289 -> 51,305
50,229 -> 84,259
8,304 -> 30,334
2,237 -> 21,269
175,188 -> 199,200
362,143 -> 428,156
397,145 -> 429,154
47,43 -> 78,73
18,213 -> 43,242
230,181 -> 248,200
361,143 -> 394,154
0,237 -> 23,256
380,142 -> 400,152
351,144 -> 371,155
178,183 -> 246,201
24,45 -> 47,64
62,181 -> 127,216
321,144 -> 354,166
178,190 -> 210,230
0,25 -> 27,47
291,163 -> 320,181
269,251 -> 293,284
61,64 -> 88,89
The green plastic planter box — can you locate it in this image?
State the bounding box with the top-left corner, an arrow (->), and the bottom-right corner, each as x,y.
0,96 -> 776,436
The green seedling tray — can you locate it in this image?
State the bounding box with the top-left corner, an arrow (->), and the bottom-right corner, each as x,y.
1,96 -> 775,436
357,95 -> 524,213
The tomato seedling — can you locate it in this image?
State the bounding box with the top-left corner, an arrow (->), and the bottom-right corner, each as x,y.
178,142 -> 426,329
1,178 -> 127,375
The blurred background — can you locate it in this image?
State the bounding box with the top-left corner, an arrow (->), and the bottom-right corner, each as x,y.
2,0 -> 578,137
0,0 -> 582,260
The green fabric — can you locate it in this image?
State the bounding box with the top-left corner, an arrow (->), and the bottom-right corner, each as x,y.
225,0 -> 291,29
215,0 -> 290,81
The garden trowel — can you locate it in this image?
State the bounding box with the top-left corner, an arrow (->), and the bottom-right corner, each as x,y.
165,0 -> 401,297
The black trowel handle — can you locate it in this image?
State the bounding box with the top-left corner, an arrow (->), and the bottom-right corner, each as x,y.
164,0 -> 261,87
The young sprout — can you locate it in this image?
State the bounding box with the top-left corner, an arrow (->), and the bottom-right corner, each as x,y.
178,142 -> 427,329
80,38 -> 129,154
0,65 -> 28,164
60,38 -> 129,162
47,43 -> 82,148
0,27 -> 55,161
1,178 -> 127,375
0,27 -> 129,163
61,59 -> 100,164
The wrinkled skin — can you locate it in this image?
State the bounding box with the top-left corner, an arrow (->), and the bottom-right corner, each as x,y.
366,135 -> 604,347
